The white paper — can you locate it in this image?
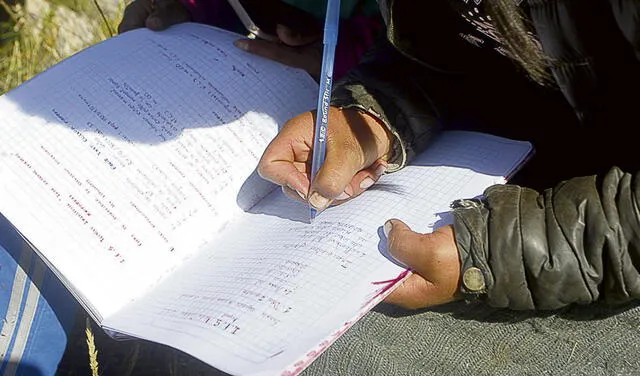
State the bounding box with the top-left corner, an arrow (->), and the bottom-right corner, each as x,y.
0,23 -> 318,319
105,131 -> 532,375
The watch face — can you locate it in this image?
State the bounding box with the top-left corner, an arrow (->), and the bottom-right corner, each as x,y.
462,267 -> 486,292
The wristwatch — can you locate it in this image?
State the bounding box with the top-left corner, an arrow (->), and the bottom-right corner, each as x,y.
460,266 -> 487,304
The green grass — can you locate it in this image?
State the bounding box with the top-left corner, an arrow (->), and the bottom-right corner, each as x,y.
0,0 -> 121,94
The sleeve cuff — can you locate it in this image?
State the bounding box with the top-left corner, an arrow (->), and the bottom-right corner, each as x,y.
451,198 -> 493,303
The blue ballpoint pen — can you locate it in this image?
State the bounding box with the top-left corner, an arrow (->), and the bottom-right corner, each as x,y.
309,0 -> 341,222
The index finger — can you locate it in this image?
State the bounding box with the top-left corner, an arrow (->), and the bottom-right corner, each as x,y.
257,112 -> 315,195
384,273 -> 439,309
234,38 -> 321,76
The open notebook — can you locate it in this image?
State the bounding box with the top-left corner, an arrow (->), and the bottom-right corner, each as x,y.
0,23 -> 532,375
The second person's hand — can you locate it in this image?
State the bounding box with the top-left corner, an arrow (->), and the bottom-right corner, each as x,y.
383,221 -> 462,309
257,106 -> 393,211
234,24 -> 323,79
118,0 -> 191,34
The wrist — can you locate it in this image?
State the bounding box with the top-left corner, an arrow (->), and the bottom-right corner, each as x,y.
366,112 -> 394,161
338,107 -> 392,161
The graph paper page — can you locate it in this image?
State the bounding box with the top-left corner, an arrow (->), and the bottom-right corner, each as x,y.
106,131 -> 532,376
0,23 -> 318,320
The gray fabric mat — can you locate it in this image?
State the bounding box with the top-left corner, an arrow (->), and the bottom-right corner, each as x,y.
303,301 -> 640,376
59,300 -> 640,375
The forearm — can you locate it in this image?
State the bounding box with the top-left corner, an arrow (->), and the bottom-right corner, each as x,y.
452,167 -> 640,310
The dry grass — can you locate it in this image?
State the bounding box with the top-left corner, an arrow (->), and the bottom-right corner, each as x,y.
85,318 -> 100,376
0,0 -> 121,94
1,1 -> 57,93
58,311 -> 227,375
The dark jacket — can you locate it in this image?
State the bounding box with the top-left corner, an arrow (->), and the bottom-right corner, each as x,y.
332,0 -> 640,309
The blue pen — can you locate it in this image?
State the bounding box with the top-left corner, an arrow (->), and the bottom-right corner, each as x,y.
309,0 -> 341,222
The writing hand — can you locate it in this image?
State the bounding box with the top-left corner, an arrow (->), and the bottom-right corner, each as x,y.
234,24 -> 324,79
118,0 -> 191,34
257,107 -> 392,211
383,221 -> 462,309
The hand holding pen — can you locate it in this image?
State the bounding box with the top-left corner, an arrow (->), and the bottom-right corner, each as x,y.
256,2 -> 393,218
257,107 -> 391,216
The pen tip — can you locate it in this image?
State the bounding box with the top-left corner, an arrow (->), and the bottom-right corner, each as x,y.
309,208 -> 317,223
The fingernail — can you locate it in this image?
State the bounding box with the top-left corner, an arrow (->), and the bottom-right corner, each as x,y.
285,184 -> 306,200
335,191 -> 350,200
383,220 -> 393,238
360,177 -> 375,190
233,40 -> 249,51
375,164 -> 387,177
308,192 -> 331,210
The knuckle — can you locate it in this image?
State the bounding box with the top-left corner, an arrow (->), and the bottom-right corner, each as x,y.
416,234 -> 432,251
256,161 -> 271,180
331,137 -> 366,167
389,231 -> 410,254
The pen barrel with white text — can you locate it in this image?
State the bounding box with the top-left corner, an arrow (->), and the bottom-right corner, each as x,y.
309,0 -> 341,187
309,43 -> 337,183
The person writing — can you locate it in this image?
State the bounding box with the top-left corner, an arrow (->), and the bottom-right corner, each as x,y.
257,0 -> 640,310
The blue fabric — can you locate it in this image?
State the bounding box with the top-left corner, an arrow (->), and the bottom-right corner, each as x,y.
0,215 -> 78,376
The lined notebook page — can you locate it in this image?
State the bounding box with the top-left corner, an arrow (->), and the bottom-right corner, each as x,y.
0,23 -> 317,319
105,131 -> 532,376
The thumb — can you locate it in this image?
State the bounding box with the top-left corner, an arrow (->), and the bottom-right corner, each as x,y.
383,219 -> 426,271
382,219 -> 443,308
383,221 -> 461,308
385,220 -> 459,279
146,0 -> 191,31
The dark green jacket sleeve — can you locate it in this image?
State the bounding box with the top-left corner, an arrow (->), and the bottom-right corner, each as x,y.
453,167 -> 640,310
